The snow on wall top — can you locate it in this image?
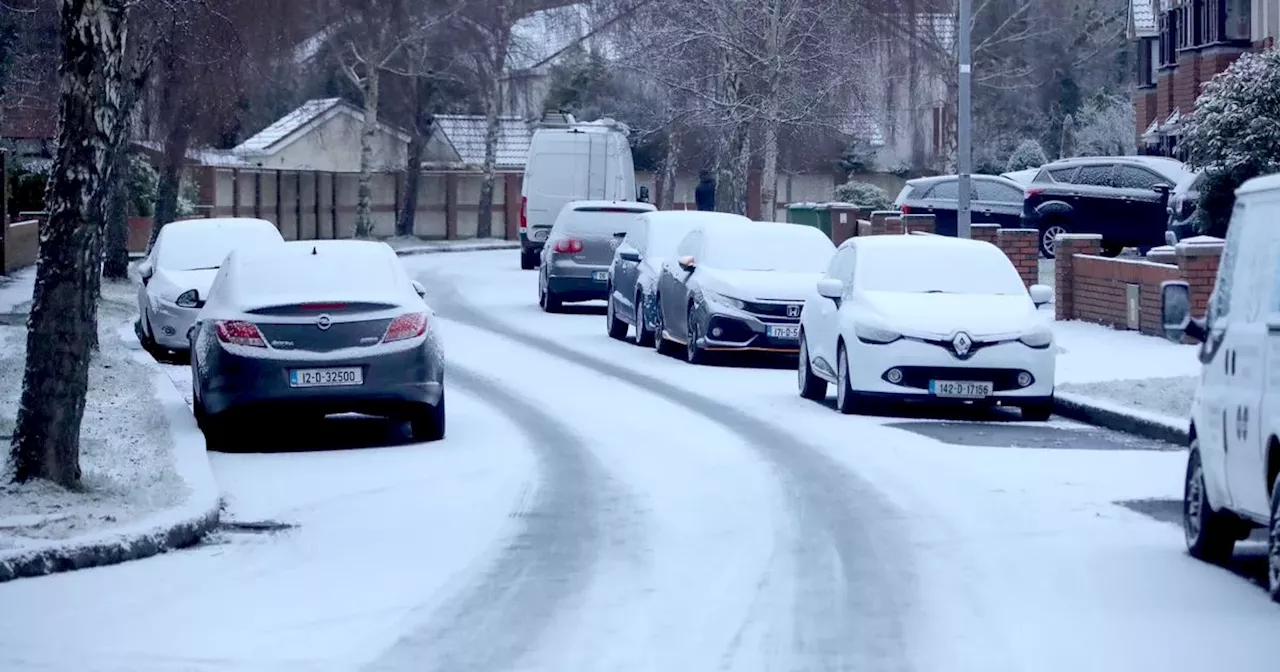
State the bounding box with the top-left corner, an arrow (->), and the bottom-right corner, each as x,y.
234,99 -> 345,155
431,115 -> 532,169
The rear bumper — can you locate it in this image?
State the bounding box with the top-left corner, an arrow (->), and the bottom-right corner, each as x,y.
547,261 -> 610,301
200,340 -> 444,418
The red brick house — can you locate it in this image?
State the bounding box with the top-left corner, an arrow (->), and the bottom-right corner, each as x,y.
1131,0 -> 1279,157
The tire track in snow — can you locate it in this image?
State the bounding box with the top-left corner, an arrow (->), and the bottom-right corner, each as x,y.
363,363 -> 622,672
427,283 -> 918,671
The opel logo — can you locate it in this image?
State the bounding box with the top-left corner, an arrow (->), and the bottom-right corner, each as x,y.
316,314 -> 332,330
786,304 -> 801,318
951,331 -> 972,357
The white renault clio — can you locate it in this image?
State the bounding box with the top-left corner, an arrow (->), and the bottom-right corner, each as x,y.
1160,173 -> 1280,602
797,234 -> 1056,418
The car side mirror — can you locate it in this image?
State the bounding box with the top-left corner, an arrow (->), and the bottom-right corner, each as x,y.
1028,284 -> 1053,307
1161,280 -> 1205,342
816,277 -> 843,300
1153,183 -> 1173,205
618,247 -> 641,263
138,260 -> 153,284
678,255 -> 696,272
412,280 -> 427,298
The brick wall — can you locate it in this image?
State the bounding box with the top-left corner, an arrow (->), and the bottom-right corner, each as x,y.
868,211 -> 901,236
971,224 -> 999,246
1173,53 -> 1202,114
901,214 -> 935,235
1135,88 -> 1158,145
1054,233 -> 1224,335
996,229 -> 1038,288
1156,72 -> 1174,121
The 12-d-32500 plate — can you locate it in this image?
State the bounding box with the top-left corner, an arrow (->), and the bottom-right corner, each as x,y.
289,367 -> 363,388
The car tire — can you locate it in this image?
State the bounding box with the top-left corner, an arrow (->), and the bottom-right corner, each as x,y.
653,301 -> 675,355
1269,478 -> 1280,604
634,293 -> 656,347
1020,400 -> 1053,422
520,250 -> 537,270
797,334 -> 827,401
1038,219 -> 1069,258
410,393 -> 446,442
200,414 -> 236,453
685,305 -> 709,365
539,279 -> 562,313
1183,443 -> 1241,564
606,291 -> 628,340
835,344 -> 859,415
1101,245 -> 1125,258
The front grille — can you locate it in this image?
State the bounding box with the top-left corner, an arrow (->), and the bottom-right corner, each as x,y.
257,318 -> 393,353
917,337 -> 1002,360
741,300 -> 802,320
884,366 -> 1032,392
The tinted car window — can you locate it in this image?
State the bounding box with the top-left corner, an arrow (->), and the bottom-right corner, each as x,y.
1073,165 -> 1115,187
1044,166 -> 1078,182
974,180 -> 1024,203
925,180 -> 958,199
1114,165 -> 1165,189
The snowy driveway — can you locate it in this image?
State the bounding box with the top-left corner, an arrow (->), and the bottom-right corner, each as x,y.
2,249 -> 1279,671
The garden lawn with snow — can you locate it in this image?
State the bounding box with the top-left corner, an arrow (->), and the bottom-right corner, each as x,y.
0,279 -> 188,552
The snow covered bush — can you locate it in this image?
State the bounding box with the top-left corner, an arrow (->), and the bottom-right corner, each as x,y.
1180,47 -> 1280,236
1073,95 -> 1135,157
834,180 -> 891,209
1004,139 -> 1047,173
126,154 -> 158,217
176,170 -> 199,218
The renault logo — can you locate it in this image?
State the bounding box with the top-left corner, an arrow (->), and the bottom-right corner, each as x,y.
316,314 -> 332,330
951,331 -> 972,357
787,304 -> 801,318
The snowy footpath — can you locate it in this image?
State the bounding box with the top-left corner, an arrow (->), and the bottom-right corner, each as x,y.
0,276 -> 219,582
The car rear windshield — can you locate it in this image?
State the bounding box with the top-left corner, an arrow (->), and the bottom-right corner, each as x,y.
235,254 -> 399,302
159,225 -> 280,271
858,245 -> 1026,295
703,228 -> 834,272
559,207 -> 648,236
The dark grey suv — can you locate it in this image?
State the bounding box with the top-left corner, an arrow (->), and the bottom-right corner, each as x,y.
539,200 -> 656,312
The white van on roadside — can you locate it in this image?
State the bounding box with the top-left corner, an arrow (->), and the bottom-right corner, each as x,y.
1160,172 -> 1280,602
518,113 -> 637,269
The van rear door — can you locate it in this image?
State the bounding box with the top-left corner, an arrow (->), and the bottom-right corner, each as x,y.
525,132 -> 590,233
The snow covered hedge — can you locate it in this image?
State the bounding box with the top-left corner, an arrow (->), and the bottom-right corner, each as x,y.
1004,139 -> 1047,173
833,181 -> 891,210
1180,47 -> 1280,236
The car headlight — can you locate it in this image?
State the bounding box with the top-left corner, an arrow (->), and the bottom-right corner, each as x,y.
702,290 -> 745,310
854,322 -> 901,344
532,228 -> 549,242
175,290 -> 201,308
1018,323 -> 1053,349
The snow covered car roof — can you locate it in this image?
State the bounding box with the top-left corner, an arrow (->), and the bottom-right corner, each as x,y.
154,217 -> 284,271
217,240 -> 415,312
1041,155 -> 1193,184
1236,172 -> 1280,197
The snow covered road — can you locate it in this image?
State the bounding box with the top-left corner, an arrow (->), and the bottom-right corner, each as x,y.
2,248 -> 1279,671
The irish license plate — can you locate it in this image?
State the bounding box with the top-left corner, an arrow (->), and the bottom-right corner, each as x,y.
767,325 -> 801,339
289,367 -> 363,388
593,271 -> 609,281
930,380 -> 992,398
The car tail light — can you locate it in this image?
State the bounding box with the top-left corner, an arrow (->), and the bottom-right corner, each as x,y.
899,205 -> 913,214
1025,188 -> 1044,197
553,238 -> 584,254
383,312 -> 428,343
215,320 -> 266,347
519,197 -> 528,232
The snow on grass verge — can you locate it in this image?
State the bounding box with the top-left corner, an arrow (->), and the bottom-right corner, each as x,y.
382,236 -> 521,256
0,278 -> 219,581
0,266 -> 36,314
1057,375 -> 1197,420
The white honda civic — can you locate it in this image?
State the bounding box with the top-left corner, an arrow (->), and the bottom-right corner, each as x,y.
796,234 -> 1057,419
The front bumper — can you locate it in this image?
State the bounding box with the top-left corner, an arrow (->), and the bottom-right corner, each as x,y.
149,300 -> 200,350
547,259 -> 610,302
695,303 -> 803,354
201,339 -> 444,418
846,336 -> 1055,402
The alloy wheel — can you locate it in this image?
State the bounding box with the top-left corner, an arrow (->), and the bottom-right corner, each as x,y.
1185,460 -> 1206,546
837,348 -> 847,409
1270,483 -> 1280,600
1042,225 -> 1067,257
653,308 -> 665,352
797,339 -> 808,392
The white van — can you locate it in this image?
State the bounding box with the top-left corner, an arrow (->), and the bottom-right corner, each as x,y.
519,114 -> 637,269
1160,172 -> 1280,602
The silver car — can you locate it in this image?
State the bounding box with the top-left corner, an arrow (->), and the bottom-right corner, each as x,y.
538,200 -> 656,312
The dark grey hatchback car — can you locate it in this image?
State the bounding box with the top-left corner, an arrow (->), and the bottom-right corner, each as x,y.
189,240 -> 445,449
539,200 -> 656,311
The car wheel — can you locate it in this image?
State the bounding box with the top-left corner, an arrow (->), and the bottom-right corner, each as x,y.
1269,478 -> 1280,603
606,290 -> 628,340
653,302 -> 675,355
797,334 -> 827,401
200,414 -> 236,453
634,293 -> 656,347
1101,245 -> 1125,258
520,250 -> 536,270
539,277 -> 561,313
835,344 -> 858,415
1184,443 -> 1240,564
410,393 -> 446,442
1020,400 -> 1053,422
685,305 -> 709,365
1039,220 -> 1069,258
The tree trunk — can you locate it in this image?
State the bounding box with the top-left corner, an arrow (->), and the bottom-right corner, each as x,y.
102,147 -> 130,279
476,16 -> 512,240
149,110 -> 192,249
760,118 -> 780,221
397,132 -> 423,237
11,0 -> 127,487
355,68 -> 380,238
659,133 -> 680,210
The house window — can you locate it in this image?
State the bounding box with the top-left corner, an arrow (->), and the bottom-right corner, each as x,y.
1139,37 -> 1159,87
1223,0 -> 1251,41
1159,9 -> 1181,65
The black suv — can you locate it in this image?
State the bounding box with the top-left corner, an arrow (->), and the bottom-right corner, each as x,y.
1022,156 -> 1192,258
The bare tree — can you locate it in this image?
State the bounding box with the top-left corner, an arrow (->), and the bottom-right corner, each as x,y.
10,0 -> 128,486
458,0 -> 515,240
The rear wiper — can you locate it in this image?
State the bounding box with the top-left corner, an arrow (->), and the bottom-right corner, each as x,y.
922,290 -> 949,294
181,266 -> 220,271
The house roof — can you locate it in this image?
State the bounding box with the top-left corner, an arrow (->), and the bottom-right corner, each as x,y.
1131,0 -> 1158,38
233,98 -> 410,157
431,115 -> 533,169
